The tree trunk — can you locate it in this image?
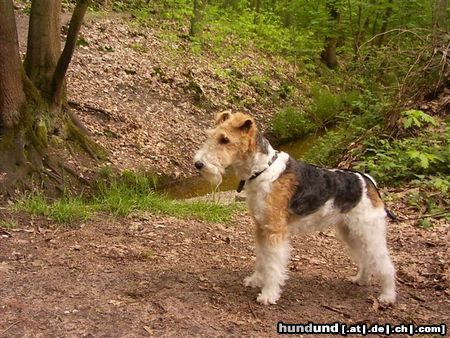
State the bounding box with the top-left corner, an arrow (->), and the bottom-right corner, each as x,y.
376,0 -> 393,47
0,0 -> 100,197
433,0 -> 448,42
321,0 -> 341,68
189,0 -> 206,38
24,0 -> 62,102
52,0 -> 90,107
0,0 -> 26,130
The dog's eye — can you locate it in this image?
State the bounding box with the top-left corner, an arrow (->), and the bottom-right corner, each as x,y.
219,136 -> 230,145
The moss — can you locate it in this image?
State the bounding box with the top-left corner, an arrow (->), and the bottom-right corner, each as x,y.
35,119 -> 48,147
66,118 -> 108,160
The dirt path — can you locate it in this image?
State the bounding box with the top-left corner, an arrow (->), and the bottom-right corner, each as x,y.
1,205 -> 448,337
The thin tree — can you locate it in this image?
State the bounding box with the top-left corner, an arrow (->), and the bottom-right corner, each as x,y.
321,0 -> 341,68
376,0 -> 393,47
0,0 -> 98,196
433,0 -> 448,43
189,0 -> 207,38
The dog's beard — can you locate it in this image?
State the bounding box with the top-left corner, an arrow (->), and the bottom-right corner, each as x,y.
200,163 -> 223,187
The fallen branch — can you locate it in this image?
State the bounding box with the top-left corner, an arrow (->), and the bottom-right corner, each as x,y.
321,304 -> 351,318
68,100 -> 114,121
0,320 -> 21,336
247,301 -> 258,320
395,210 -> 449,221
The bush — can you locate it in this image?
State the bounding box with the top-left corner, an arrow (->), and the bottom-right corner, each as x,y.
355,113 -> 449,189
270,107 -> 317,143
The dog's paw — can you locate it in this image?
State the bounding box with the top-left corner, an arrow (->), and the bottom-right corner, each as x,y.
256,288 -> 280,305
350,274 -> 370,286
378,292 -> 396,305
256,293 -> 279,305
244,273 -> 263,288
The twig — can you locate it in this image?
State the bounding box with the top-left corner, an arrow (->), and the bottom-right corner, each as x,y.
62,164 -> 91,186
396,210 -> 449,221
0,228 -> 12,237
321,304 -> 351,318
68,100 -> 114,120
408,291 -> 425,303
358,28 -> 430,52
248,301 -> 258,320
0,320 -> 21,336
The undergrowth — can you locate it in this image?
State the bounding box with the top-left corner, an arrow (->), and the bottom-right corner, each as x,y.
14,170 -> 241,225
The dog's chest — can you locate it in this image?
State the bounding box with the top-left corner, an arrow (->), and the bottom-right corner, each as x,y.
246,181 -> 271,223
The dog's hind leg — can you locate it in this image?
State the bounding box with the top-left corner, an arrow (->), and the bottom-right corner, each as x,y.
336,223 -> 371,286
347,212 -> 396,304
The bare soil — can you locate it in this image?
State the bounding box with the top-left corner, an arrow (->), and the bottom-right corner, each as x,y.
1,202 -> 449,337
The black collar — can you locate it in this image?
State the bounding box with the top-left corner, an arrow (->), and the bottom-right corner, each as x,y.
236,151 -> 279,193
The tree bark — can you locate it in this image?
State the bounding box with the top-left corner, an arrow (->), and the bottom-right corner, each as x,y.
321,0 -> 341,68
24,0 -> 62,101
52,0 -> 90,107
189,0 -> 207,38
376,0 -> 393,47
0,0 -> 26,129
433,0 -> 448,42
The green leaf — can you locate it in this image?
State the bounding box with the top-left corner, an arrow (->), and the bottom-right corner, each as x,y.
418,153 -> 429,169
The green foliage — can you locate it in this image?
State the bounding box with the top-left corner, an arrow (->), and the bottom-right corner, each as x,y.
308,85 -> 342,126
94,171 -> 238,222
405,190 -> 449,229
355,119 -> 449,191
304,91 -> 387,166
270,107 -> 317,143
400,110 -> 437,129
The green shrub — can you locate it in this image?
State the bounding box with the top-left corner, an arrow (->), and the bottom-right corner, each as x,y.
270,107 -> 317,143
355,115 -> 449,189
308,85 -> 342,126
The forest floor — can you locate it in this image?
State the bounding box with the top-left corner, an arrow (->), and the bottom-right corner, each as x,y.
1,199 -> 449,337
1,8 -> 448,338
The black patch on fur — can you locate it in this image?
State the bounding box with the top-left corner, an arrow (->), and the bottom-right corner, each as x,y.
256,133 -> 269,154
285,158 -> 363,216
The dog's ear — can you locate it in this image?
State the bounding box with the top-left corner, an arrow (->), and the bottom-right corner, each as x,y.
215,110 -> 232,125
239,119 -> 253,132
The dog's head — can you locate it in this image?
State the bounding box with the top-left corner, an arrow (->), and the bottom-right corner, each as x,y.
193,110 -> 258,186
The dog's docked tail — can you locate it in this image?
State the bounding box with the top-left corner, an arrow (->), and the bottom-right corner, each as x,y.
359,172 -> 397,221
339,168 -> 397,221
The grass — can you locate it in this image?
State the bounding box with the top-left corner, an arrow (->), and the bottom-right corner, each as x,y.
15,194 -> 90,224
0,219 -> 20,229
13,171 -> 241,225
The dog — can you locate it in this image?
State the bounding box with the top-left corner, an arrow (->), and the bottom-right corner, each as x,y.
194,111 -> 396,305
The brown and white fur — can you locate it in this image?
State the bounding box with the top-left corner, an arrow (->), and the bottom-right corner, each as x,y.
194,111 -> 396,305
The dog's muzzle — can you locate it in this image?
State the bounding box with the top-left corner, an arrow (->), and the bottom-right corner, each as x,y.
193,150 -> 223,186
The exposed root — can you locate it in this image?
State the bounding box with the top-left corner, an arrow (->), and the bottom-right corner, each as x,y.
62,164 -> 91,186
66,117 -> 107,161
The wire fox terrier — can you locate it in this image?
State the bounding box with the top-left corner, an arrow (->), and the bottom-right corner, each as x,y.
194,111 -> 396,305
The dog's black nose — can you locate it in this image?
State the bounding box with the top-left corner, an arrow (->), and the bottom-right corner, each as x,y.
194,161 -> 204,170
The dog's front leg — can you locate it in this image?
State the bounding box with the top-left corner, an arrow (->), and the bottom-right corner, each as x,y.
255,229 -> 291,305
244,238 -> 264,288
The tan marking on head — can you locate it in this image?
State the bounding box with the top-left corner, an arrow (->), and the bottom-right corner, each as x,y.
366,183 -> 384,208
255,171 -> 298,246
207,112 -> 259,168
